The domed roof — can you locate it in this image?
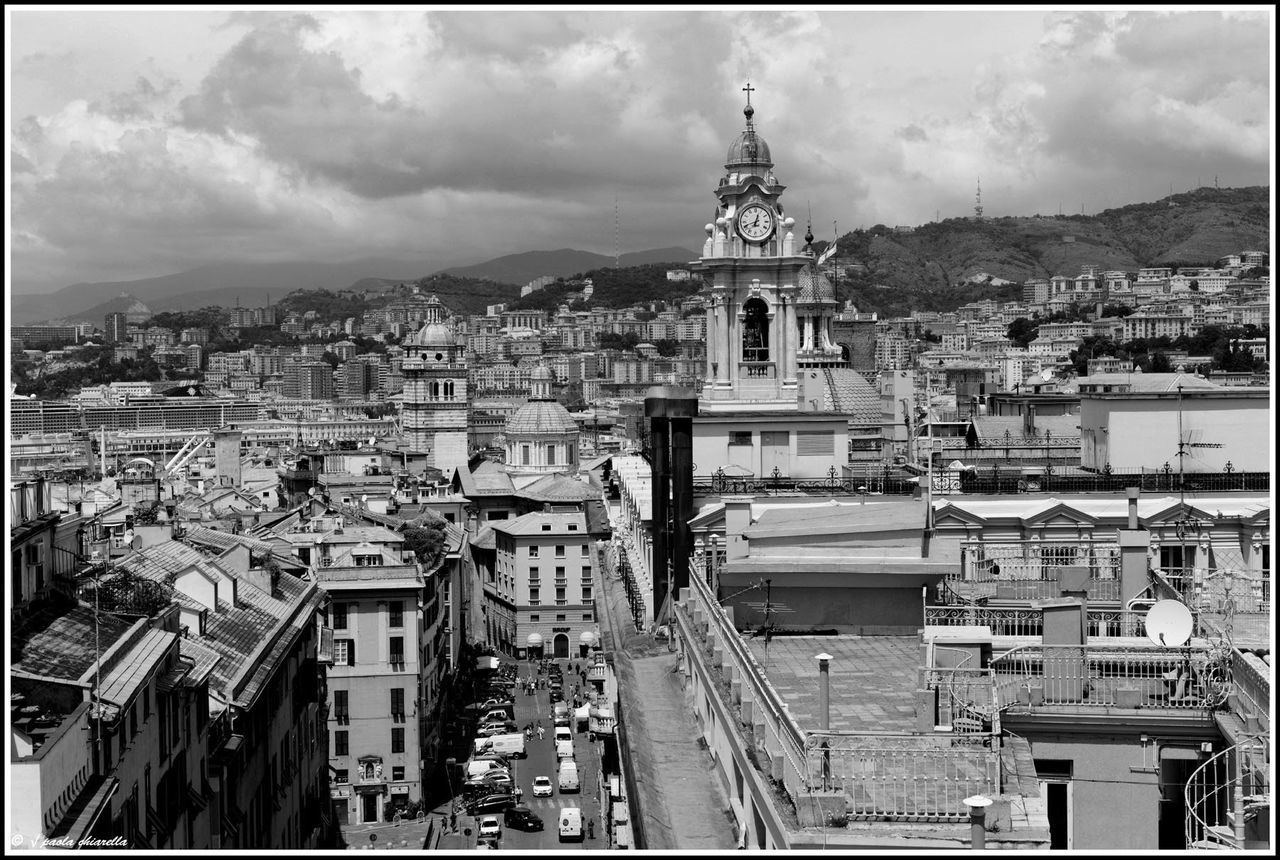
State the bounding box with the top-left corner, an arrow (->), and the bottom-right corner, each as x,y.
530,364 -> 553,382
505,401 -> 579,436
413,321 -> 453,348
797,265 -> 837,304
726,129 -> 772,168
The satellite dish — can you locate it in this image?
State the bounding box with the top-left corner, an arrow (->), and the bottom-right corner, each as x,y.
1145,599 -> 1194,648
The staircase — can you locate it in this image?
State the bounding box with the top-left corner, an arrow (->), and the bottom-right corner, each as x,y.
1185,736 -> 1270,850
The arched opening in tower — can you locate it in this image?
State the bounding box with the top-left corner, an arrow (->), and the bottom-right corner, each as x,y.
742,297 -> 770,363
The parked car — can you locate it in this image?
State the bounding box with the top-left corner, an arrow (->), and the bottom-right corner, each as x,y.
549,688 -> 564,704
467,793 -> 517,816
476,698 -> 514,711
531,776 -> 554,798
461,781 -> 512,800
477,720 -> 517,737
478,816 -> 502,839
504,805 -> 544,831
466,771 -> 513,789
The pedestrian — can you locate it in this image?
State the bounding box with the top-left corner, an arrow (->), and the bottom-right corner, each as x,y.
588,820 -> 595,840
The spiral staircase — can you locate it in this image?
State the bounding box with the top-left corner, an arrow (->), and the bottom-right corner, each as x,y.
1185,735 -> 1270,850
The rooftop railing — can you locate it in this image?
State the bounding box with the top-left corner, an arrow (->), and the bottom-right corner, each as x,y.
924,605 -> 1167,639
991,644 -> 1219,711
679,571 -> 1002,823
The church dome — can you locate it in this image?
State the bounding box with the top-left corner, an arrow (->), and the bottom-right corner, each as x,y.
505,401 -> 579,436
413,321 -> 453,348
530,364 -> 553,383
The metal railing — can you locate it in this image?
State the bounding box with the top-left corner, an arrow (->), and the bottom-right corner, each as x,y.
804,734 -> 1000,821
924,666 -> 1002,737
1230,651 -> 1270,734
924,606 -> 1164,639
1185,736 -> 1270,849
990,644 -> 1215,710
679,572 -> 1003,822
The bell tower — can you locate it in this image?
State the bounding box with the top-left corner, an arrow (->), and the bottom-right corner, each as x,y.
693,86 -> 810,412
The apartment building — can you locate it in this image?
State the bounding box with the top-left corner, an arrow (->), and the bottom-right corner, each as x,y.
493,511 -> 596,660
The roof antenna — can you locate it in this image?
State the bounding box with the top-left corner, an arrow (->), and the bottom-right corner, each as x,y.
614,192 -> 620,269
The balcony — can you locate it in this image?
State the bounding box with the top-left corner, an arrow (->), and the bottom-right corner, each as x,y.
990,644 -> 1226,712
739,360 -> 775,379
947,540 -> 1122,604
1156,567 -> 1271,650
925,605 -> 1188,640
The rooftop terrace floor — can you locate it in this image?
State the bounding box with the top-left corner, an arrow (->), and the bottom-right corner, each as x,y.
745,635 -> 920,734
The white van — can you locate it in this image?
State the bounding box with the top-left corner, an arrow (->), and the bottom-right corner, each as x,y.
466,759 -> 509,780
554,726 -> 572,745
558,807 -> 583,842
558,759 -> 580,792
487,732 -> 527,759
556,738 -> 575,760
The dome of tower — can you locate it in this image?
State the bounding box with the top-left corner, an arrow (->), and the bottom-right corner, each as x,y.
797,265 -> 837,304
530,364 -> 553,383
725,129 -> 772,168
413,321 -> 453,348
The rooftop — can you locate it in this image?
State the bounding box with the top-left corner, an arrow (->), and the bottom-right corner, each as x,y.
747,635 -> 921,733
12,602 -> 136,683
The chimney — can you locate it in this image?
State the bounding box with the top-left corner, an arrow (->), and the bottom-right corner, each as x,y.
1023,403 -> 1036,436
1126,486 -> 1140,529
723,496 -> 753,561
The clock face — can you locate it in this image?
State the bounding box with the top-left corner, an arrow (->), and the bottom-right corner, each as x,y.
737,204 -> 774,242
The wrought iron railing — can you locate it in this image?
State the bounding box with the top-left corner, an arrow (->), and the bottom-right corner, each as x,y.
803,734 -> 1000,822
1185,736 -> 1270,849
990,644 -> 1217,710
924,605 -> 1161,639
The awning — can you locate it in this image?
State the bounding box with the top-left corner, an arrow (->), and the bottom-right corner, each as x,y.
578,631 -> 595,646
526,633 -> 543,647
476,656 -> 499,672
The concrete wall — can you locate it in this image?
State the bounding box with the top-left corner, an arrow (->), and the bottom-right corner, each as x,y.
1024,732 -> 1161,850
692,418 -> 849,480
1080,394 -> 1269,472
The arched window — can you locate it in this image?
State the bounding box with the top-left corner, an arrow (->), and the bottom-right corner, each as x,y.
430,381 -> 440,399
547,444 -> 556,466
742,297 -> 770,362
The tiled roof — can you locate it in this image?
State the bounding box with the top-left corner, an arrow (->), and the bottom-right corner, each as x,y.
98,628 -> 175,706
234,588 -> 324,707
517,474 -> 601,504
459,459 -> 517,496
12,603 -> 136,683
1074,372 -> 1222,393
471,525 -> 496,551
494,510 -> 587,537
115,539 -> 317,705
184,525 -> 279,556
179,638 -> 222,686
820,368 -> 880,424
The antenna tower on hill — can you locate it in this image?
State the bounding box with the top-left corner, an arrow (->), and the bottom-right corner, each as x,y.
615,193 -> 620,269
974,177 -> 984,220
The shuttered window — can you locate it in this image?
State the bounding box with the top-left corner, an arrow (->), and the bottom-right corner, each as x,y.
797,431 -> 834,456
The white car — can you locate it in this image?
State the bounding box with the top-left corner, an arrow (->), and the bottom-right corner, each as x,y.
478,816 -> 502,839
532,776 -> 554,798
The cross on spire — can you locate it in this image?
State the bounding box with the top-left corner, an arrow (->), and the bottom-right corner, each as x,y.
742,81 -> 755,105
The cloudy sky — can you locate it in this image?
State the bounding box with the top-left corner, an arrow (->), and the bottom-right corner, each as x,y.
8,7 -> 1273,293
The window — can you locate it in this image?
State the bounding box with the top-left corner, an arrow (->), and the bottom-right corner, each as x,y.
521,445 -> 530,465
392,766 -> 405,781
391,688 -> 405,720
529,588 -> 540,605
530,614 -> 540,622
582,613 -> 593,621
547,445 -> 556,466
391,728 -> 405,754
528,545 -> 539,558
529,566 -> 540,581
333,730 -> 350,757
556,614 -> 566,621
334,690 -> 349,724
389,637 -> 405,666
333,639 -> 354,666
729,431 -> 752,446
797,430 -> 834,457
582,566 -> 592,578
389,601 -> 403,628
581,544 -> 590,556
582,587 -> 593,601
556,587 -> 567,604
334,769 -> 349,785
332,603 -> 347,630
555,545 -> 566,558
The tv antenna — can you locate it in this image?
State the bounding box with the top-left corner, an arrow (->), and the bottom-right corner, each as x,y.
614,193 -> 620,269
974,177 -> 983,220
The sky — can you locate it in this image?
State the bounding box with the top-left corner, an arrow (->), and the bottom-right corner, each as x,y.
7,6 -> 1274,293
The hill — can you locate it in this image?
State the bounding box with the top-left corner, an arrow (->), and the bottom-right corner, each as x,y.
833,186 -> 1269,316
439,247 -> 698,286
10,258 -> 450,325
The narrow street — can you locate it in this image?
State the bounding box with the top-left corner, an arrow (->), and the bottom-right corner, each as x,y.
435,657 -> 607,851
